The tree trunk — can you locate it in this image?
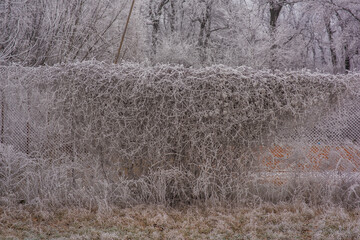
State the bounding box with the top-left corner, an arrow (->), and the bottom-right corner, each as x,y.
152,20 -> 160,56
149,0 -> 170,59
169,1 -> 176,33
269,2 -> 283,70
270,2 -> 283,29
198,1 -> 213,63
325,16 -> 338,73
344,45 -> 351,73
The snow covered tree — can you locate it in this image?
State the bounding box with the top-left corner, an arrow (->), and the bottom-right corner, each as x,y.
0,0 -> 130,66
1,0 -> 360,72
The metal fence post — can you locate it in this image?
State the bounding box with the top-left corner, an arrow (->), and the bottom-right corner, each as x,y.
26,89 -> 31,154
1,88 -> 4,144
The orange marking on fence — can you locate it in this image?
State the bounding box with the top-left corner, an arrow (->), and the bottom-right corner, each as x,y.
259,144 -> 360,184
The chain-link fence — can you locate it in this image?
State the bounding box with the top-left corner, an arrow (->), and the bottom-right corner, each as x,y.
0,78 -> 42,154
258,94 -> 360,184
0,68 -> 72,158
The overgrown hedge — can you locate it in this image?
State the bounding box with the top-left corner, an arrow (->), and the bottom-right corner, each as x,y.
1,62 -> 357,174
1,61 -> 359,208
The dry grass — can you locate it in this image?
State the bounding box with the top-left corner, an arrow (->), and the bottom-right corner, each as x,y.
1,204 -> 360,240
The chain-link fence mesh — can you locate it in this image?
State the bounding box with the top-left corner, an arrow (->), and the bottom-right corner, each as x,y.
0,68 -> 72,158
0,79 -> 39,154
258,94 -> 360,184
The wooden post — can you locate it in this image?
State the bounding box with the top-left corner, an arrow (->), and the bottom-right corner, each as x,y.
114,0 -> 136,64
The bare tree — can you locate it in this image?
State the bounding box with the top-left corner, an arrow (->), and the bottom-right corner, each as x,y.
1,0 -> 360,71
0,0 -> 128,66
325,0 -> 360,72
324,10 -> 338,73
148,0 -> 171,57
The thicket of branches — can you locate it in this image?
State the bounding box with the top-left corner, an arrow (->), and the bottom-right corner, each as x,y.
1,62 -> 360,210
1,0 -> 360,73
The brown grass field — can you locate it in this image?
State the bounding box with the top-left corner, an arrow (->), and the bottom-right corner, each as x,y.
1,203 -> 360,240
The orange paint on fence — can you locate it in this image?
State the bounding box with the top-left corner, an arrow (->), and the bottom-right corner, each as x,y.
258,145 -> 360,185
260,145 -> 360,172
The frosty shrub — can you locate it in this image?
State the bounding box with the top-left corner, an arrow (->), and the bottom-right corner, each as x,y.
0,144 -> 29,205
46,62 -> 352,175
0,61 -> 359,209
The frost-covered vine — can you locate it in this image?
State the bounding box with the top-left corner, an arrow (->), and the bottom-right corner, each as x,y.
0,61 -> 359,208
2,62 -> 357,170
60,63 -> 354,164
